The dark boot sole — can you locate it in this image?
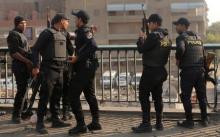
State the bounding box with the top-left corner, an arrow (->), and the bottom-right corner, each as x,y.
52,123 -> 71,128
177,122 -> 194,129
132,129 -> 152,133
36,129 -> 48,134
88,127 -> 102,131
69,129 -> 87,135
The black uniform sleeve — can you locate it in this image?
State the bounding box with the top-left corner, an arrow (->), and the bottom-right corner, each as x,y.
7,32 -> 20,55
137,33 -> 158,53
66,38 -> 74,56
175,36 -> 186,60
77,32 -> 97,62
31,30 -> 52,68
63,31 -> 74,56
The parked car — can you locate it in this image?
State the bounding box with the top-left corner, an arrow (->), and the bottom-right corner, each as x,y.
100,70 -> 117,89
130,72 -> 142,89
115,72 -> 132,88
0,78 -> 12,88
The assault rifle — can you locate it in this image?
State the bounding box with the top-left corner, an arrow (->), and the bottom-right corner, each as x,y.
141,4 -> 149,36
21,75 -> 42,119
204,52 -> 217,85
204,52 -> 218,111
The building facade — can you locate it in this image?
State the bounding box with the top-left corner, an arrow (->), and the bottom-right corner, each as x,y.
0,0 -> 208,46
0,0 -> 65,46
65,0 -> 208,44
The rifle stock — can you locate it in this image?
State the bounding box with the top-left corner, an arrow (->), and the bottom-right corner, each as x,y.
47,7 -> 50,28
141,4 -> 149,35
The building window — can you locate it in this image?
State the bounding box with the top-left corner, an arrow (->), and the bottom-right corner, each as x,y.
171,2 -> 205,11
107,3 -> 146,12
108,11 -> 116,16
94,9 -> 100,16
128,11 -> 135,15
107,4 -> 124,12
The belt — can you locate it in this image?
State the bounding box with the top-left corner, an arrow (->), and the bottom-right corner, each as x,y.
42,60 -> 65,66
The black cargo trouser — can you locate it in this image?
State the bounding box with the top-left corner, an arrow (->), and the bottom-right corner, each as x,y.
62,65 -> 72,114
69,66 -> 99,124
180,67 -> 207,121
37,65 -> 63,124
12,66 -> 29,117
139,66 -> 167,124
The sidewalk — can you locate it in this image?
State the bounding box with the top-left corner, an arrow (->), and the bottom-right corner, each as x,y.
0,109 -> 220,137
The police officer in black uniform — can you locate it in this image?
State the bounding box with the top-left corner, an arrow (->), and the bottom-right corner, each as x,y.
7,16 -> 33,124
32,14 -> 71,134
132,14 -> 171,133
50,18 -> 74,121
173,17 -> 208,128
68,10 -> 101,135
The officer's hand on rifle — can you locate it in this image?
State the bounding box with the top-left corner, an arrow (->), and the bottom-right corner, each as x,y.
69,55 -> 78,64
90,25 -> 97,34
139,30 -> 147,40
32,68 -> 39,77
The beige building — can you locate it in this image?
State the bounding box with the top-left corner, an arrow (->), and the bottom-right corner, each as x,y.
0,0 -> 208,46
65,0 -> 208,44
0,0 -> 67,45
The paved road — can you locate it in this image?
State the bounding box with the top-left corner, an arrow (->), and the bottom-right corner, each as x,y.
0,111 -> 220,137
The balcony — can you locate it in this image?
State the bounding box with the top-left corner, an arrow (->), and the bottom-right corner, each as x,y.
108,15 -> 143,23
107,34 -> 138,40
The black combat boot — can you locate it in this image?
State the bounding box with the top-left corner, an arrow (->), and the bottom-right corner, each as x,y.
132,122 -> 152,133
11,113 -> 21,124
155,114 -> 163,130
87,121 -> 102,131
177,120 -> 194,129
36,122 -> 48,134
51,118 -> 71,128
69,123 -> 87,135
200,106 -> 208,127
87,115 -> 102,131
132,110 -> 152,133
132,99 -> 152,133
200,116 -> 209,127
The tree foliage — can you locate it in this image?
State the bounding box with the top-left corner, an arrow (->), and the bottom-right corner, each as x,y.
205,22 -> 220,43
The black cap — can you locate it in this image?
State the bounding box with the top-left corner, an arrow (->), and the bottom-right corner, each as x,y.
72,10 -> 90,24
173,17 -> 190,26
51,13 -> 69,25
148,14 -> 162,25
14,16 -> 26,27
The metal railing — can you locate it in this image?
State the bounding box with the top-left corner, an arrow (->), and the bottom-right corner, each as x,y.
0,44 -> 220,105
